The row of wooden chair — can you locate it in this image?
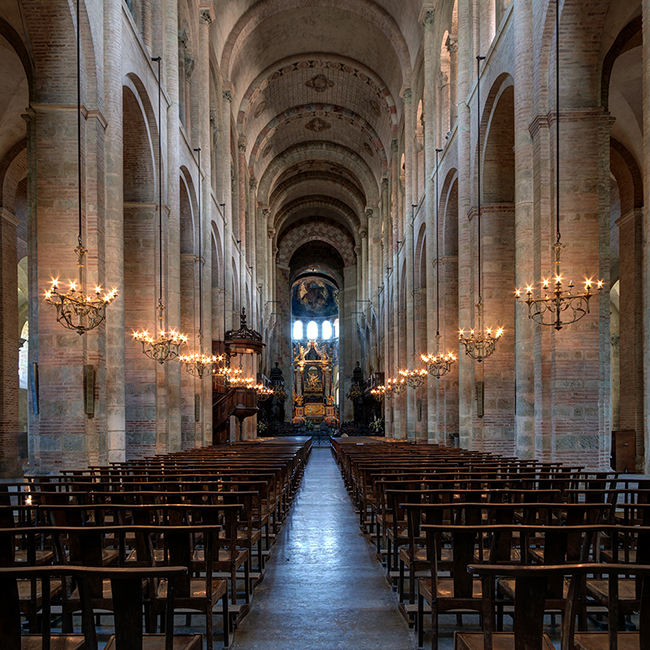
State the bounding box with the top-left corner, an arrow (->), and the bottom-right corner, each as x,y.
2,437 -> 312,649
332,437 -> 649,650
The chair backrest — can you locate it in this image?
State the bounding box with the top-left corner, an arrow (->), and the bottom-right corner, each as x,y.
467,563 -> 650,650
0,564 -> 187,650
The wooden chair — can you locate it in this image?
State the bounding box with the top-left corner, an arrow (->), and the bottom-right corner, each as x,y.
457,563 -> 650,650
154,524 -> 230,650
584,525 -> 650,634
0,564 -> 201,650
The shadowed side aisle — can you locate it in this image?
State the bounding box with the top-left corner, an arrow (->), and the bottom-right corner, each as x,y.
231,445 -> 415,650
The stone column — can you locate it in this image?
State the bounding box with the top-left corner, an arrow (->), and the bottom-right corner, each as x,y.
164,0 -> 182,453
457,0 -> 475,450
447,35 -> 458,132
360,227 -> 368,305
198,7 -> 214,446
142,0 -> 152,53
421,3 -> 439,441
617,208 -> 644,465
513,0 -> 535,459
237,137 -> 247,255
0,208 -> 20,475
396,87 -> 414,438
221,89 -> 234,333
104,0 -> 125,463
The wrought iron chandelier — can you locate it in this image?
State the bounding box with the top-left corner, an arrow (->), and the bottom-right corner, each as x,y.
370,385 -> 385,401
133,56 -> 188,363
459,56 -> 503,362
399,367 -> 428,389
180,149 -> 220,377
254,383 -> 275,401
421,148 -> 456,378
514,0 -> 603,327
45,0 -> 118,333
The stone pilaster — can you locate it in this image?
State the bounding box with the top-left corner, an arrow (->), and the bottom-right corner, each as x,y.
164,0 -> 182,454
457,0 -> 475,450
104,0 -> 125,463
513,0 -> 535,460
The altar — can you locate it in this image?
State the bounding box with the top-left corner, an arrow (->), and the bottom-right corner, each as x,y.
292,340 -> 339,425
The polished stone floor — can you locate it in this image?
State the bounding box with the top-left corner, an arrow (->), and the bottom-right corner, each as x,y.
231,446 -> 416,650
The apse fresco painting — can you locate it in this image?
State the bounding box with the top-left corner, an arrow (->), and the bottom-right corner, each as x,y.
292,279 -> 339,318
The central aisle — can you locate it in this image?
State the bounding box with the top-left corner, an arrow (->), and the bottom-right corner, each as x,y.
231,445 -> 415,650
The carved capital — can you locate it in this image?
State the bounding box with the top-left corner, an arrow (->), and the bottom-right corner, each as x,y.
238,137 -> 247,153
222,89 -> 233,103
359,228 -> 368,238
262,208 -> 270,218
268,228 -> 275,240
249,176 -> 257,191
446,34 -> 458,54
365,208 -> 374,219
391,138 -> 399,154
382,176 -> 390,191
401,87 -> 412,104
199,9 -> 213,25
420,9 -> 435,28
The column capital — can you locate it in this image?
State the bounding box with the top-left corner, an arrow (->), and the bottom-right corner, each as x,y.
262,207 -> 270,218
359,227 -> 368,238
268,228 -> 275,240
365,207 -> 374,219
446,34 -> 458,54
391,138 -> 399,154
222,89 -> 233,103
401,87 -> 412,104
419,4 -> 436,29
199,8 -> 213,25
249,176 -> 257,191
382,176 -> 390,190
238,136 -> 247,153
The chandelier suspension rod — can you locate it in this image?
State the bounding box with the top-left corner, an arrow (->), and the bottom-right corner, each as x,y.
195,147 -> 203,348
476,55 -> 485,307
435,147 -> 442,340
555,0 -> 561,244
411,204 -> 417,357
76,0 -> 82,250
152,55 -> 163,328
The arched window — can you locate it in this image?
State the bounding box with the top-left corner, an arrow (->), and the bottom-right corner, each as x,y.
322,320 -> 332,340
293,320 -> 303,339
306,320 -> 318,340
333,318 -> 339,338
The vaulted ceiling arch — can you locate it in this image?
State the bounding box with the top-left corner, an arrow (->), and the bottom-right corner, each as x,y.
257,141 -> 379,205
220,0 -> 411,104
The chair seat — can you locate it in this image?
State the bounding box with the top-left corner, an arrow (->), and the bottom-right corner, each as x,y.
14,549 -> 55,565
419,577 -> 482,600
599,549 -> 637,563
105,634 -> 203,650
455,631 -> 555,650
585,578 -> 637,606
18,578 -> 63,609
157,577 -> 228,603
573,632 -> 641,650
192,548 -> 248,568
21,634 -> 86,650
498,577 -> 569,601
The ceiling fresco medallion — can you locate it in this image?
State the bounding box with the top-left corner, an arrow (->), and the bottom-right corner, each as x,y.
254,101 -> 266,118
305,117 -> 332,132
305,73 -> 334,92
